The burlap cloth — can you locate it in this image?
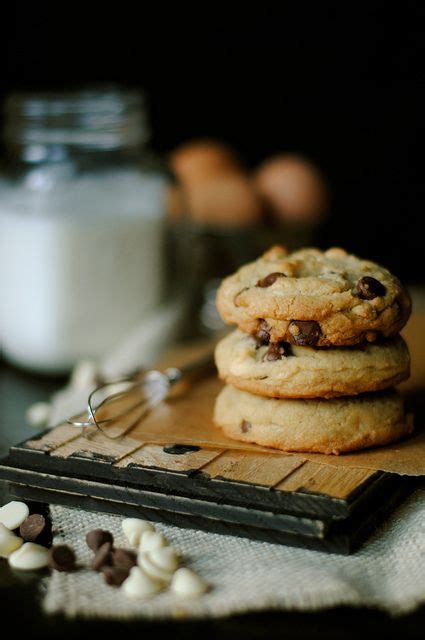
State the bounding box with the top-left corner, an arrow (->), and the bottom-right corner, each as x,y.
41,309 -> 425,618
44,487 -> 425,619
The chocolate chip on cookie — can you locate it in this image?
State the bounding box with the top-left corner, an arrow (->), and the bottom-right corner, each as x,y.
254,319 -> 271,346
215,329 -> 410,399
256,272 -> 286,288
288,320 -> 321,346
353,276 -> 386,300
263,342 -> 290,361
241,420 -> 252,433
215,384 -> 412,455
216,246 -> 410,347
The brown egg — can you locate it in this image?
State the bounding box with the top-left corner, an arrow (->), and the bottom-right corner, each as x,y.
184,173 -> 263,227
254,154 -> 330,225
170,139 -> 242,185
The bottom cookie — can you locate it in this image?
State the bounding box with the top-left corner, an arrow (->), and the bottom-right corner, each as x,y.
214,385 -> 413,455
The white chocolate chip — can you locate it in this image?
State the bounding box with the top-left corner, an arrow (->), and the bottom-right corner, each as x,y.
122,518 -> 155,546
149,546 -> 179,572
25,402 -> 51,427
171,568 -> 208,597
121,566 -> 163,598
8,542 -> 49,570
0,501 -> 29,530
137,552 -> 173,583
0,523 -> 24,558
70,360 -> 99,390
139,530 -> 168,552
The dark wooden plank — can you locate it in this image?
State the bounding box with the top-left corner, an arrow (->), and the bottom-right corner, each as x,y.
0,464 -> 327,538
6,476 -> 414,555
3,442 -> 385,519
8,483 -> 348,553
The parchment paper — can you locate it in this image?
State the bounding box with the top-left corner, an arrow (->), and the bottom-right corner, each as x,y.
125,313 -> 425,476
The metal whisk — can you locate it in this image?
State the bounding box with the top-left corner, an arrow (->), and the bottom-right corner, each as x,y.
67,352 -> 215,439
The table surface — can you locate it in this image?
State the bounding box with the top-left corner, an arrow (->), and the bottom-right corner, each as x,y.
1,357 -> 424,640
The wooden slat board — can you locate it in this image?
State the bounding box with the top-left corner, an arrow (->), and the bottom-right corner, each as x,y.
25,423 -> 83,451
3,470 -> 411,554
0,415 -> 413,554
16,425 -> 377,501
200,450 -> 305,487
275,463 -> 377,499
0,354 -> 416,553
116,445 -> 223,473
51,433 -> 142,462
6,425 -> 382,511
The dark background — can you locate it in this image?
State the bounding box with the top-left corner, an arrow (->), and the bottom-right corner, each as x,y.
1,3 -> 423,281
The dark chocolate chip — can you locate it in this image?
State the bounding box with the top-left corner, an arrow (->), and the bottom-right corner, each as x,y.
288,320 -> 321,346
92,542 -> 113,572
163,444 -> 201,455
20,514 -> 47,542
241,420 -> 252,433
254,319 -> 270,346
112,548 -> 137,570
86,529 -> 114,552
256,272 -> 286,288
47,545 -> 76,572
352,276 -> 387,300
263,342 -> 290,361
102,565 -> 130,586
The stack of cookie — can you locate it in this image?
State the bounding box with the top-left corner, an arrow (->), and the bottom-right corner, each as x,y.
214,246 -> 413,454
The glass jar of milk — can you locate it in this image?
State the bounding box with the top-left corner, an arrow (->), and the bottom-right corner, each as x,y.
0,88 -> 168,373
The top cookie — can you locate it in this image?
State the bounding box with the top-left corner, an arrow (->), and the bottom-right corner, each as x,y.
216,245 -> 411,346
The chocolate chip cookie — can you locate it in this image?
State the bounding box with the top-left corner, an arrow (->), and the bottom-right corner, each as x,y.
214,385 -> 413,455
215,330 -> 410,398
216,246 -> 411,346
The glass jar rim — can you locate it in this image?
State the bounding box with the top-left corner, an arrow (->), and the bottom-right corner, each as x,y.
4,86 -> 150,151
